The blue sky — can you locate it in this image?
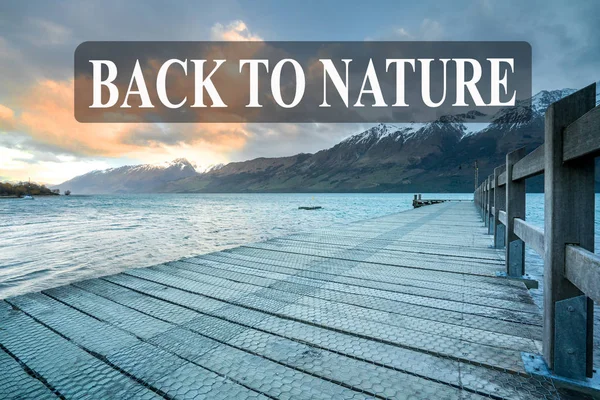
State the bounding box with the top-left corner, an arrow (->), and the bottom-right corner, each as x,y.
0,0 -> 598,183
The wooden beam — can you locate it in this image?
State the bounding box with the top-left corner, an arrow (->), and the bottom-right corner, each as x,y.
565,245 -> 600,303
498,171 -> 506,186
484,177 -> 489,226
487,174 -> 494,234
493,165 -> 506,248
513,218 -> 544,259
505,147 -> 527,277
543,83 -> 596,377
498,210 -> 507,225
512,145 -> 544,181
563,106 -> 600,162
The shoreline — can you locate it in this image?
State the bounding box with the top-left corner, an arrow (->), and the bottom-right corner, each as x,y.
0,194 -> 61,199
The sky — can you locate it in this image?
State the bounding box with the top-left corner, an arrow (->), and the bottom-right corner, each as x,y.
0,0 -> 599,184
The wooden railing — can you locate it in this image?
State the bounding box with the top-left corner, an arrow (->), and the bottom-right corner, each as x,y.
475,83 -> 599,381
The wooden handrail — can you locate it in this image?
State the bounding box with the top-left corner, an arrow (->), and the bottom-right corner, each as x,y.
513,218 -> 544,259
565,245 -> 600,303
512,145 -> 544,181
498,172 -> 506,186
498,210 -> 507,225
473,82 -> 598,380
563,106 -> 600,162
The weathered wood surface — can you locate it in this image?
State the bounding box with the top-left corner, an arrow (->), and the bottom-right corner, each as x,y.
512,145 -> 545,181
543,84 -> 596,374
563,105 -> 600,162
505,148 -> 527,277
565,245 -> 600,304
1,202 -> 560,399
514,218 -> 545,259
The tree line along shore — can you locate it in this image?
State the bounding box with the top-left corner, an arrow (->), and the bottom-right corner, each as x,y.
0,182 -> 61,197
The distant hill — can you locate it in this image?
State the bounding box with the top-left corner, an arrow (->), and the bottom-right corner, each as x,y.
55,158 -> 197,194
55,89 -> 599,194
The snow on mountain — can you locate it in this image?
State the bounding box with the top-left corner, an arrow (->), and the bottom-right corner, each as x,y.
481,88 -> 577,133
56,158 -> 198,194
199,163 -> 225,173
530,89 -> 577,114
88,158 -> 196,176
342,123 -> 400,145
56,88 -> 583,194
149,158 -> 198,171
341,88 -> 578,146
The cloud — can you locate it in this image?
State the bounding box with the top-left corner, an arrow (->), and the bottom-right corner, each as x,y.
211,20 -> 262,41
377,18 -> 445,41
381,1 -> 600,93
3,78 -> 250,168
24,18 -> 72,46
0,145 -> 112,184
0,18 -> 270,182
0,104 -> 15,130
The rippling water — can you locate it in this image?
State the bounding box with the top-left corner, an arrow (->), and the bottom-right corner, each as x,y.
0,193 -> 472,298
2,192 -> 598,302
524,194 -> 600,306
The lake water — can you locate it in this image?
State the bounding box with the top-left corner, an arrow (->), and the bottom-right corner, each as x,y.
1,193 -> 598,302
0,193 -> 473,299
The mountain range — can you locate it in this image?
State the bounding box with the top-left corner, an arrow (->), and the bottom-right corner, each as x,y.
56,88 -> 597,194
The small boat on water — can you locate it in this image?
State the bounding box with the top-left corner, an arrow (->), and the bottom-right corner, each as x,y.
22,195 -> 34,200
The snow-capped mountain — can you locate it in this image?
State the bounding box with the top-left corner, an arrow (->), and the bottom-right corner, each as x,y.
56,88 -> 591,194
55,158 -> 197,194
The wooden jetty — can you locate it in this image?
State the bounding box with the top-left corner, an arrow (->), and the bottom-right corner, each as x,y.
2,83 -> 599,399
1,200 -> 562,399
475,83 -> 600,395
411,194 -> 447,208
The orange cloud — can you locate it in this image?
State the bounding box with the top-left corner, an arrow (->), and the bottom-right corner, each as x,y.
10,78 -> 249,162
0,104 -> 15,130
3,20 -> 269,177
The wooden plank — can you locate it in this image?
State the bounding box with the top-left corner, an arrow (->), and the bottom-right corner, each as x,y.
499,210 -> 507,226
505,147 -> 527,277
563,106 -> 600,162
57,285 -> 389,400
543,83 -> 596,376
512,145 -> 544,181
78,279 -> 539,400
6,292 -> 265,399
513,218 -> 544,259
565,245 -> 600,303
487,174 -> 494,233
0,347 -> 58,400
0,301 -> 156,399
498,171 -> 507,186
493,165 -> 507,248
0,202 -> 559,399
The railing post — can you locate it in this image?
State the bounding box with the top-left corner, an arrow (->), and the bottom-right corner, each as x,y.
543,84 -> 596,378
478,185 -> 481,214
482,182 -> 486,220
482,180 -> 487,223
484,180 -> 488,221
505,147 -> 526,277
483,177 -> 490,226
479,185 -> 482,215
487,174 -> 494,234
477,185 -> 481,217
493,166 -> 506,248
